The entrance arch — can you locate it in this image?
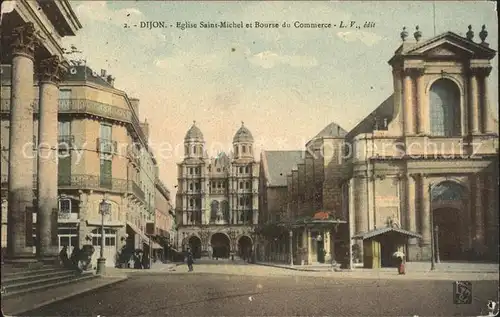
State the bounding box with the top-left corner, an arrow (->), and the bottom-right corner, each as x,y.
210,232 -> 230,259
431,181 -> 467,261
237,235 -> 253,260
188,235 -> 202,259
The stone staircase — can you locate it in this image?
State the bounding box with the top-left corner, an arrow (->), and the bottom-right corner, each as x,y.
1,265 -> 98,298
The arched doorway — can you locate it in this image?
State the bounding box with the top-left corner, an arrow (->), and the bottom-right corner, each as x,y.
188,235 -> 202,259
211,233 -> 230,259
238,236 -> 253,261
431,181 -> 467,261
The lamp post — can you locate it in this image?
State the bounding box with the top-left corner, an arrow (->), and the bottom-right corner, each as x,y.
429,184 -> 436,271
96,199 -> 111,275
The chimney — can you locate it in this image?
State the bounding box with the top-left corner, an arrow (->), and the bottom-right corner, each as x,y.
101,69 -> 106,77
106,75 -> 115,87
129,98 -> 140,116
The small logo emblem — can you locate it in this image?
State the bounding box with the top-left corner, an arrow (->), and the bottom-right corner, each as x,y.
453,281 -> 472,304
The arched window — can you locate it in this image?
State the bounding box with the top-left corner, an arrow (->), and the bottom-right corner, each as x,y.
429,79 -> 461,137
234,146 -> 239,155
192,145 -> 196,154
431,181 -> 465,202
221,200 -> 230,222
210,200 -> 219,220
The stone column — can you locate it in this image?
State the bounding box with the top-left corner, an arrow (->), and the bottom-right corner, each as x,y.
415,69 -> 427,134
353,176 -> 368,234
403,69 -> 415,135
474,174 -> 484,246
7,23 -> 38,260
36,56 -> 66,260
420,175 -> 431,259
481,68 -> 493,134
406,175 -> 417,234
324,229 -> 331,263
307,228 -> 313,265
468,69 -> 480,135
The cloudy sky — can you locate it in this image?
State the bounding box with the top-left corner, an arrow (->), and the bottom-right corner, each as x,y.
63,1 -> 498,198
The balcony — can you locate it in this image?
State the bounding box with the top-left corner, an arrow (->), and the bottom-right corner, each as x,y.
97,138 -> 117,154
0,98 -> 147,146
58,135 -> 75,149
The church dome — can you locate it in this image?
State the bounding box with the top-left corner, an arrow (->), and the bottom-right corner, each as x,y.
184,121 -> 204,141
233,122 -> 254,143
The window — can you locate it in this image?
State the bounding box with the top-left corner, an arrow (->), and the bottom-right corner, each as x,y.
58,154 -> 71,185
211,182 -> 215,188
195,182 -> 200,190
222,182 -> 225,189
100,158 -> 112,188
249,146 -> 252,153
58,121 -> 71,136
242,145 -> 246,153
190,199 -> 194,207
59,198 -> 71,213
189,168 -> 193,174
189,183 -> 193,190
217,168 -> 221,172
100,123 -> 112,140
217,182 -> 221,188
193,146 -> 196,154
245,181 -> 250,189
245,166 -> 249,173
59,89 -> 71,100
239,182 -> 243,189
246,197 -> 250,206
239,197 -> 244,206
239,167 -> 243,173
429,79 -> 461,137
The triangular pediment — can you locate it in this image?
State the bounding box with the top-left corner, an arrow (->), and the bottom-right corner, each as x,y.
408,32 -> 496,59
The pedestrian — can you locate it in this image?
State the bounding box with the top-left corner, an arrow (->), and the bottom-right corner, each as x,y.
186,248 -> 194,272
397,254 -> 405,275
59,246 -> 71,268
70,246 -> 81,270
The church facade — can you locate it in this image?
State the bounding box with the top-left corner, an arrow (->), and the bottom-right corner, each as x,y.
175,122 -> 259,259
259,26 -> 499,268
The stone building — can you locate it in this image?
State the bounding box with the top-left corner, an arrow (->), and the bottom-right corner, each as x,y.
258,123 -> 348,265
175,122 -> 259,259
154,177 -> 176,249
259,27 -> 499,268
1,62 -> 162,268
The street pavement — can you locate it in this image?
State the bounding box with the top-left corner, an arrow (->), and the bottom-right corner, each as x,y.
22,264 -> 498,317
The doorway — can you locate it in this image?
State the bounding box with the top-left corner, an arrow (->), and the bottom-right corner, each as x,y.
188,235 -> 202,259
238,235 -> 252,261
316,239 -> 325,263
433,208 -> 462,261
211,233 -> 230,259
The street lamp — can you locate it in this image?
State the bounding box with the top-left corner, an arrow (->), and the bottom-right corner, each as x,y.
96,198 -> 111,275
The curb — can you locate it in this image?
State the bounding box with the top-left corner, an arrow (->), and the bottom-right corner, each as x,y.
6,276 -> 128,316
255,263 -> 499,274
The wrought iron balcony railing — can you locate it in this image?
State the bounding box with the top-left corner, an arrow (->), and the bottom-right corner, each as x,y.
58,135 -> 75,149
127,145 -> 141,167
96,138 -> 117,154
0,98 -> 147,145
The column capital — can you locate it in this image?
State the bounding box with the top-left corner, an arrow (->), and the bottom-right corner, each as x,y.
10,22 -> 40,59
403,67 -> 425,77
38,56 -> 68,84
468,66 -> 492,77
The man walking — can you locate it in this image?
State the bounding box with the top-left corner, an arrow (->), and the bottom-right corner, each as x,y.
186,248 -> 194,272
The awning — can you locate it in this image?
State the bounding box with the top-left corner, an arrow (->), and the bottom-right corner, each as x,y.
352,227 -> 423,240
127,221 -> 150,244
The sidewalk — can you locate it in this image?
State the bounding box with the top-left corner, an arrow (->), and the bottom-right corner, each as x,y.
256,261 -> 499,273
2,274 -> 127,316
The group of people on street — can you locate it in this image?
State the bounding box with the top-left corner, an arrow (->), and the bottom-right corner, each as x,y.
59,245 -> 94,272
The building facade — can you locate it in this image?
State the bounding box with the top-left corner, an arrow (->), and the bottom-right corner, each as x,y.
175,122 -> 259,259
154,177 -> 175,246
1,62 -> 161,268
259,27 -> 499,268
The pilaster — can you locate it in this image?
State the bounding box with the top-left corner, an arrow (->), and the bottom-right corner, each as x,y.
402,68 -> 416,135
468,68 -> 480,135
473,173 -> 485,246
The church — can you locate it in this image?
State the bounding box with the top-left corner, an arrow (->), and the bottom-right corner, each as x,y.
259,26 -> 499,268
175,122 -> 259,260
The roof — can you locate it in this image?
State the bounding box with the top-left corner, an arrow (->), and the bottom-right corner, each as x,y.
346,94 -> 394,141
312,122 -> 348,139
352,227 -> 423,240
233,122 -> 254,143
184,121 -> 204,141
63,65 -> 114,88
261,151 -> 304,187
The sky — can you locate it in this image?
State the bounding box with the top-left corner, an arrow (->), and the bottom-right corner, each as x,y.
61,1 -> 498,202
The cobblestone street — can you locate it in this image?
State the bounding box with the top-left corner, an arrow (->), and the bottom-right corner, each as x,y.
22,264 -> 499,317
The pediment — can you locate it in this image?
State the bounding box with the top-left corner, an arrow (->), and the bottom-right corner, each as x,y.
407,32 -> 496,60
